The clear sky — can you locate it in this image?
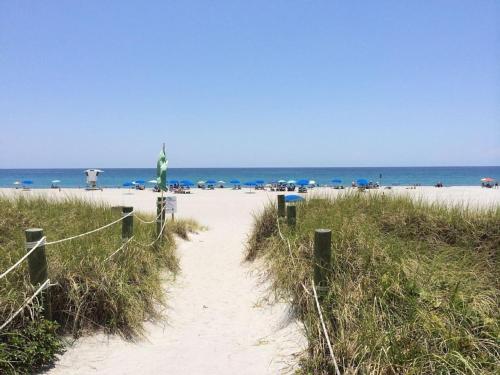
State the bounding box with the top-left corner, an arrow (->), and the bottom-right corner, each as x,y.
1,1 -> 499,168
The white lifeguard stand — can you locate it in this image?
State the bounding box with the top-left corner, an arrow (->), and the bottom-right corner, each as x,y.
84,169 -> 103,190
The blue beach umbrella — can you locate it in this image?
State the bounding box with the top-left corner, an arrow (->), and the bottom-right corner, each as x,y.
22,180 -> 33,185
180,179 -> 194,186
357,178 -> 369,187
134,179 -> 146,184
206,179 -> 217,184
331,179 -> 342,184
297,179 -> 309,186
123,182 -> 134,187
230,179 -> 241,184
285,195 -> 305,202
255,179 -> 265,185
169,179 -> 179,184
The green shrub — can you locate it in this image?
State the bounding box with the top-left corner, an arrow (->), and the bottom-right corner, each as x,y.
0,319 -> 63,375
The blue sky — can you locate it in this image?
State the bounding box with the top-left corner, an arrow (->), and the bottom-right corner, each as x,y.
1,1 -> 499,168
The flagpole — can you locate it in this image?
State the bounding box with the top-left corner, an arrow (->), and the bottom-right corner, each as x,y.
161,143 -> 165,231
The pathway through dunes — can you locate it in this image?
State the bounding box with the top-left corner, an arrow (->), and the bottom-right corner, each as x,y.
46,189 -> 307,375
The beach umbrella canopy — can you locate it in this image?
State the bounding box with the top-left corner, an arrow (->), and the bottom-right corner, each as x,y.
206,179 -> 217,184
51,180 -> 61,183
481,177 -> 495,182
169,179 -> 179,184
13,181 -> 20,185
197,180 -> 206,184
218,180 -> 226,184
309,180 -> 316,185
123,182 -> 134,187
134,179 -> 146,184
148,180 -> 157,184
331,179 -> 342,184
156,147 -> 168,191
285,195 -> 305,202
180,179 -> 194,186
230,179 -> 241,184
287,180 -> 296,184
22,180 -> 33,185
278,179 -> 286,183
255,179 -> 265,184
357,178 -> 369,186
297,179 -> 309,186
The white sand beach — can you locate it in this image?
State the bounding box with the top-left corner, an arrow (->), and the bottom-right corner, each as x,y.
1,186 -> 498,374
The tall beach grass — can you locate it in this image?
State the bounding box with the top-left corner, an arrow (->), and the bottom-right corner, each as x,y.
0,195 -> 198,374
247,193 -> 499,374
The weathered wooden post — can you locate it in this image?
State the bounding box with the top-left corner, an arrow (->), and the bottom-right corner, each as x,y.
156,197 -> 166,239
277,194 -> 285,218
25,228 -> 51,319
287,205 -> 296,227
121,206 -> 134,239
313,229 -> 332,300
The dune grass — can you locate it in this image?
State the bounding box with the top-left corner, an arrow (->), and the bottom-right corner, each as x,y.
0,195 -> 199,374
246,193 -> 499,374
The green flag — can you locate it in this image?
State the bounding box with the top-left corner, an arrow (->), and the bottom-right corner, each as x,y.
156,148 -> 168,191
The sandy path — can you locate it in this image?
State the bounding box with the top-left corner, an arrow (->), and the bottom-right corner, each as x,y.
34,189 -> 307,374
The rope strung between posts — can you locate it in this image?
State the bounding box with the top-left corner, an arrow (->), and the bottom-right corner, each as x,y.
0,279 -> 52,331
308,280 -> 341,375
132,214 -> 168,247
0,236 -> 46,280
276,217 -> 296,267
135,204 -> 166,224
45,210 -> 134,246
104,236 -> 135,262
276,214 -> 340,374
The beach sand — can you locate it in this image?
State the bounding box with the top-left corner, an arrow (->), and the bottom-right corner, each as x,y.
1,186 -> 498,374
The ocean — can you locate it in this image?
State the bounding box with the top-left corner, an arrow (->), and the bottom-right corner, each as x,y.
0,167 -> 498,188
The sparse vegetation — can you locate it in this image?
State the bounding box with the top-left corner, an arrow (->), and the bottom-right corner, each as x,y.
247,193 -> 499,374
0,195 -> 199,374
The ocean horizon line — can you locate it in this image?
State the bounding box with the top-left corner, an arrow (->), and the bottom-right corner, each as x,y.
1,165 -> 499,170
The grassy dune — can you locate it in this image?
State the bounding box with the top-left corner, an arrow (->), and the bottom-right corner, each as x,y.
247,193 -> 499,374
0,196 -> 198,374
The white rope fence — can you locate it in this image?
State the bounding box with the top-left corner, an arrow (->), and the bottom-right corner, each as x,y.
0,236 -> 46,280
132,214 -> 168,247
104,236 -> 135,262
0,279 -> 52,331
0,203 -> 166,331
134,207 -> 164,224
276,217 -> 296,267
309,280 -> 341,375
44,210 -> 134,246
276,214 -> 340,374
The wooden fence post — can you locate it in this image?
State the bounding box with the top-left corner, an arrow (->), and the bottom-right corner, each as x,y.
25,228 -> 51,319
287,205 -> 296,226
313,229 -> 332,300
121,206 -> 134,239
277,194 -> 285,218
